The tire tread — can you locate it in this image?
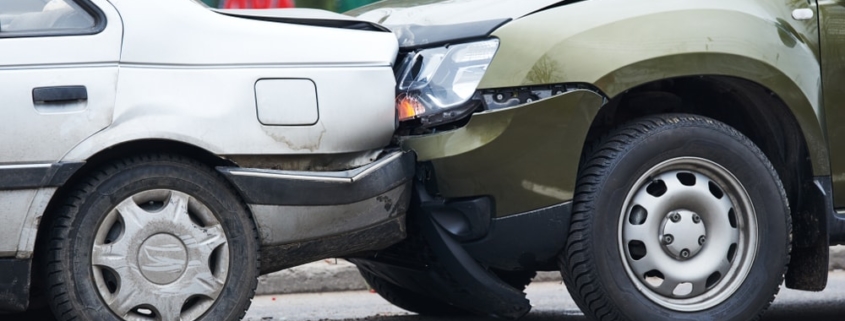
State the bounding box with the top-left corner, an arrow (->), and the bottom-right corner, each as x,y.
42,153 -> 260,321
560,114 -> 791,321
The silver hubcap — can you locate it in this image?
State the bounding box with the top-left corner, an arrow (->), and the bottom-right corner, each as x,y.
138,234 -> 188,284
92,190 -> 229,321
660,210 -> 706,260
618,157 -> 758,311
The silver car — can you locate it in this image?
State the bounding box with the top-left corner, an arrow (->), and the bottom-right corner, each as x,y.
0,0 -> 412,320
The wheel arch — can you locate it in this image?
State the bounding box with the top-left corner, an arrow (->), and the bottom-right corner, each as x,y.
581,75 -> 828,291
589,54 -> 828,176
483,0 -> 829,173
41,138 -> 238,225
28,139 -> 241,278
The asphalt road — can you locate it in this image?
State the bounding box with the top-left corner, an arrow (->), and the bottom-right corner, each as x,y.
243,271 -> 845,321
10,271 -> 845,320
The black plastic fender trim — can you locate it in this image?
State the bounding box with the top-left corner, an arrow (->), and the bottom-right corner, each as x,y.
462,202 -> 571,271
418,207 -> 531,319
0,162 -> 84,190
785,176 -> 833,291
217,151 -> 415,206
827,175 -> 845,246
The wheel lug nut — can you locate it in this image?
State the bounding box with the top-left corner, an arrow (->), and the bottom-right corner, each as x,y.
663,234 -> 674,244
670,213 -> 681,222
692,214 -> 701,224
680,249 -> 690,258
699,236 -> 706,245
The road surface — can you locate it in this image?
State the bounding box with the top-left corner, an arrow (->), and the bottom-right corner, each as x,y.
9,271 -> 845,320
243,271 -> 845,321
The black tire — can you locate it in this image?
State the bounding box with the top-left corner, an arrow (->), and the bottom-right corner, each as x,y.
561,114 -> 790,321
358,267 -> 469,316
42,154 -> 259,321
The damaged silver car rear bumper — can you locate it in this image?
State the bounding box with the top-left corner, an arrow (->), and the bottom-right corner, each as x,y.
217,151 -> 415,273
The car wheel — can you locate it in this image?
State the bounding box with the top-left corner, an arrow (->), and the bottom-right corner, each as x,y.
43,154 -> 259,321
358,267 -> 470,316
561,114 -> 790,321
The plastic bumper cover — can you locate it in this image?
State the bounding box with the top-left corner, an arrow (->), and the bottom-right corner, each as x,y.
218,151 -> 415,273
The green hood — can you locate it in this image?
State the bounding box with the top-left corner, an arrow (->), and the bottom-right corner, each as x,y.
348,0 -> 566,48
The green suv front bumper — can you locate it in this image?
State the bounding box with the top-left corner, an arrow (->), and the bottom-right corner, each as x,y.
401,89 -> 605,218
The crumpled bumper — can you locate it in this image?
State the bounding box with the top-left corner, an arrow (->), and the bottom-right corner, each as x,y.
217,150 -> 415,273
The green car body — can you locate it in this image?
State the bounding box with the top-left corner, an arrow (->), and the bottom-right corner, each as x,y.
396,0 -> 835,216
350,0 -> 845,320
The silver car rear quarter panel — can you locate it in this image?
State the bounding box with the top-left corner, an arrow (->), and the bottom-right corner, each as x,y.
64,0 -> 398,160
64,0 -> 398,161
3,0 -> 399,258
0,190 -> 39,257
63,65 -> 397,159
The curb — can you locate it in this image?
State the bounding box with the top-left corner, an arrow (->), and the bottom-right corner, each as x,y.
830,246 -> 845,270
256,260 -> 368,295
257,246 -> 845,295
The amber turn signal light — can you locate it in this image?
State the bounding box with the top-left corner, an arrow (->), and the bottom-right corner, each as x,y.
396,95 -> 425,121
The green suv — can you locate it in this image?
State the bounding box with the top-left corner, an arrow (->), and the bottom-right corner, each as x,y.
350,1 -> 845,320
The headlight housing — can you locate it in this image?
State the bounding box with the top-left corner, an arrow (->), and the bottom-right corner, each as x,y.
395,39 -> 499,127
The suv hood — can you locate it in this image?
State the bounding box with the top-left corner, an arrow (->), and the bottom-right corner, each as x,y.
348,0 -> 567,48
216,8 -> 389,32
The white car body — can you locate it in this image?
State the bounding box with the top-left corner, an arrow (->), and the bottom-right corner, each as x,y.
0,1 -> 411,314
0,0 -> 398,257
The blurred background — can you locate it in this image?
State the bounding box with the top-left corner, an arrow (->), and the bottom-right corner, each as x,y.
200,0 -> 380,12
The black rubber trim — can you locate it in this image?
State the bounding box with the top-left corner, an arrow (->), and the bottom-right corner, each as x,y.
392,18 -> 510,50
826,176 -> 845,245
417,212 -> 531,319
0,0 -> 107,39
32,86 -> 87,103
786,176 -> 833,290
0,258 -> 31,312
352,189 -> 531,320
0,162 -> 84,190
217,151 -> 415,206
462,202 -> 571,271
423,196 -> 493,242
415,180 -> 571,271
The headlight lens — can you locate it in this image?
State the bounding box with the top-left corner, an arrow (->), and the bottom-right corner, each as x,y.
395,39 -> 499,126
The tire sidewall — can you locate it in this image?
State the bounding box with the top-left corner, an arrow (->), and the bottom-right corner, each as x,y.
63,160 -> 257,321
584,121 -> 789,320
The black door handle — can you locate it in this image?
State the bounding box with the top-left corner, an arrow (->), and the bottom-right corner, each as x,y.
32,86 -> 88,103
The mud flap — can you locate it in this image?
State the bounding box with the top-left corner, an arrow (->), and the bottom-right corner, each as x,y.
417,208 -> 531,319
786,177 -> 832,291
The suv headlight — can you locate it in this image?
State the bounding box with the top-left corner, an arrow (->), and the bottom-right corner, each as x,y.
395,39 -> 499,127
